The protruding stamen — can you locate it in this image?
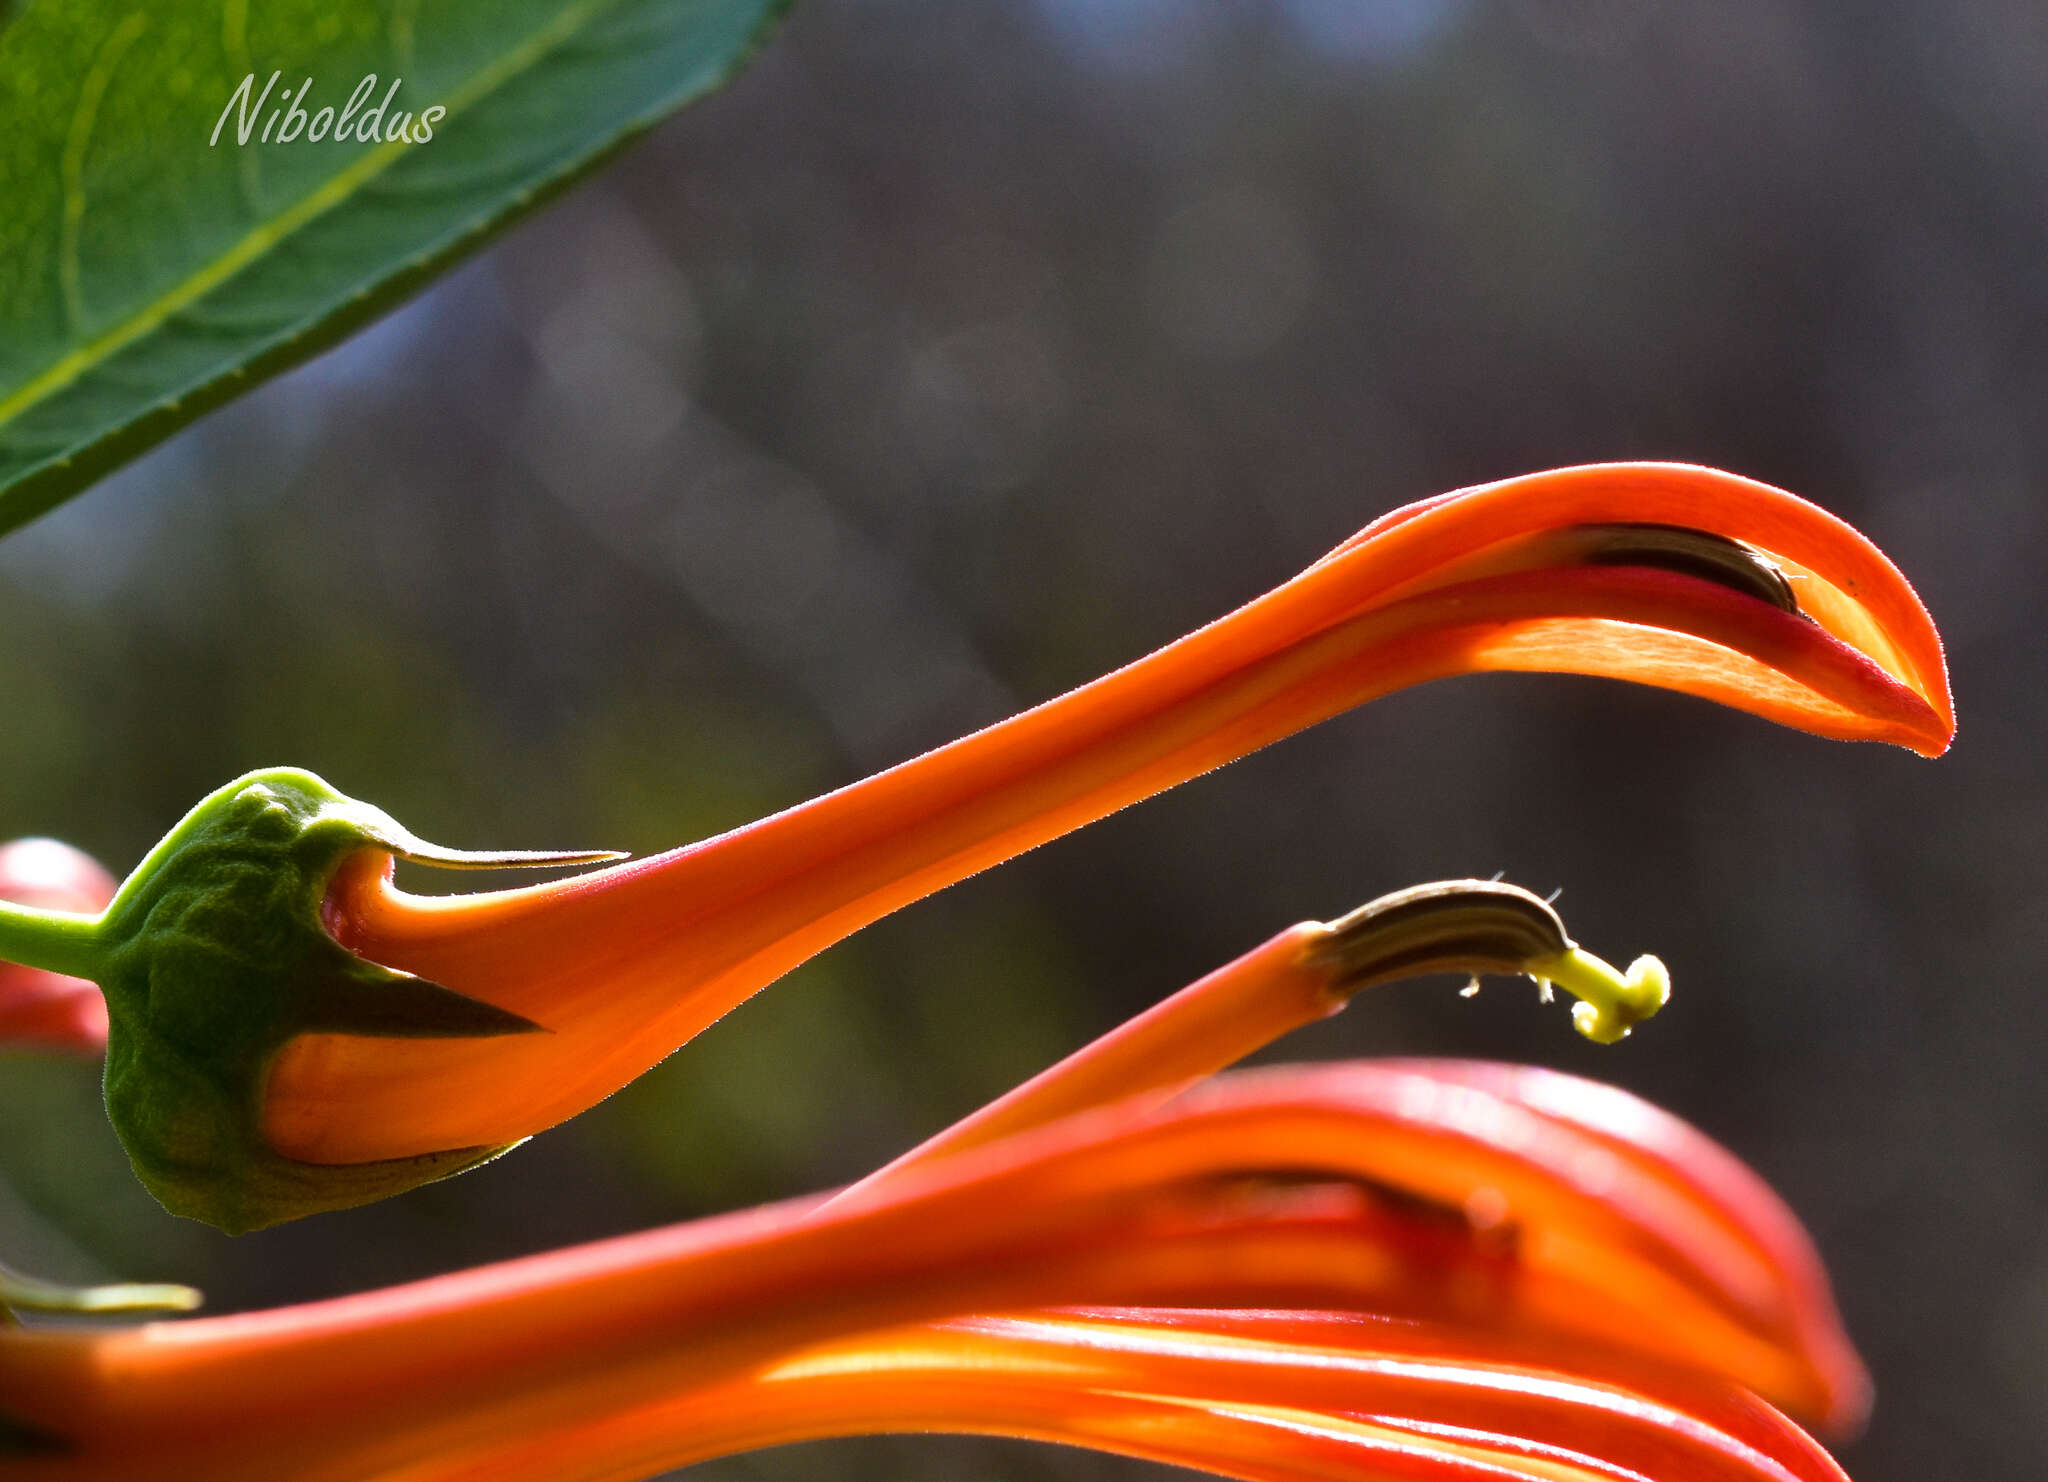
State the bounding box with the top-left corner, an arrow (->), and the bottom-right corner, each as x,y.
1310,878 -> 1669,1043
830,880 -> 1669,1214
1311,880 -> 1574,993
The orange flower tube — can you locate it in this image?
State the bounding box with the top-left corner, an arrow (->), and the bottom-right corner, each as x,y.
0,1057 -> 1868,1481
280,464 -> 1948,1165
0,462 -> 1951,1229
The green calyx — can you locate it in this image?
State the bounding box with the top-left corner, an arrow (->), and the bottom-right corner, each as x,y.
8,767 -> 620,1235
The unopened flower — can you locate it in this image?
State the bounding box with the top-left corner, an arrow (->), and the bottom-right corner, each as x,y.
0,883 -> 1867,1481
0,463 -> 1952,1231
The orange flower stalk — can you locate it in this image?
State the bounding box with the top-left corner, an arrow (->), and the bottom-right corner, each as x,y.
0,839 -> 116,1055
0,461 -> 1951,1230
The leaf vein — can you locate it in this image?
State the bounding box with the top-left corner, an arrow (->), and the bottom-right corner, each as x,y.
58,10 -> 149,335
5,0 -> 614,433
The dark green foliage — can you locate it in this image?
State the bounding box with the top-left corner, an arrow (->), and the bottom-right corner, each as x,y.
0,0 -> 789,536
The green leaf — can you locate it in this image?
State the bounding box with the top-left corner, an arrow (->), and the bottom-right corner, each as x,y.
0,0 -> 788,538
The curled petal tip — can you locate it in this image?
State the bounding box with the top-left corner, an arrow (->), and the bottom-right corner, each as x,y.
1327,462 -> 1952,756
1466,464 -> 1953,753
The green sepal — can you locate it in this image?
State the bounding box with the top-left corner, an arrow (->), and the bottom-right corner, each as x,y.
94,767 -> 610,1234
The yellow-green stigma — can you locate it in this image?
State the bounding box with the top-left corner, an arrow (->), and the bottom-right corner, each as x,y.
1309,879 -> 1670,1045
1527,946 -> 1672,1044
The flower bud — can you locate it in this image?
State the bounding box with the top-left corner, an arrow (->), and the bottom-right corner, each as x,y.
83,769 -> 614,1232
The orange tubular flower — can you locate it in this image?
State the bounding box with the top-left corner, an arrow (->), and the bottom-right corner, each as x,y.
276,462 -> 1949,1172
0,877 -> 1881,1479
0,1033 -> 1868,1482
0,839 -> 116,1054
0,462 -> 1950,1232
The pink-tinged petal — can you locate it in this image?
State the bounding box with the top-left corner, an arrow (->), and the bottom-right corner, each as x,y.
1047,1309 -> 1849,1481
0,839 -> 115,1054
377,1310 -> 1851,1482
1375,1060 -> 1870,1435
4,1062 -> 1860,1475
1152,1063 -> 1863,1431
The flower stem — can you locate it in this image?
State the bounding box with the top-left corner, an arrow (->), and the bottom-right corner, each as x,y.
0,899 -> 106,981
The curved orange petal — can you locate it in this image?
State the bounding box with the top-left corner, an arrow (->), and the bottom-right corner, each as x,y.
315,1311 -> 1852,1482
1318,462 -> 1948,739
1152,1065 -> 1862,1428
680,1310 -> 1851,1482
5,1058 -> 1862,1475
0,1164 -> 1531,1479
1376,1060 -> 1870,1436
265,463 -> 1949,1163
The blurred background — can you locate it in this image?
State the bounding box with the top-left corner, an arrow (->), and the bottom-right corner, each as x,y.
2,1 -> 2044,1476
